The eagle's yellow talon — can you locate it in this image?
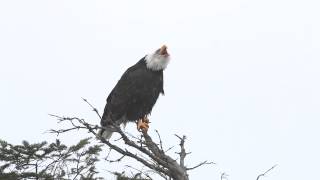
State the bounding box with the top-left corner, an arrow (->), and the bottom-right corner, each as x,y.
137,117 -> 149,132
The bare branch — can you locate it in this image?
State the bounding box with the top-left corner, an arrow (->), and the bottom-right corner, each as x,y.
142,131 -> 188,180
82,97 -> 102,120
220,172 -> 228,180
175,135 -> 187,168
125,165 -> 153,180
186,160 -> 215,171
155,130 -> 164,151
256,164 -> 277,180
106,154 -> 126,163
165,146 -> 175,153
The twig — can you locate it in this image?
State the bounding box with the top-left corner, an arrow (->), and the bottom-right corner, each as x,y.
220,172 -> 228,180
165,146 -> 175,153
155,130 -> 164,152
256,164 -> 277,180
107,154 -> 126,163
82,98 -> 102,120
186,160 -> 215,170
125,165 -> 153,180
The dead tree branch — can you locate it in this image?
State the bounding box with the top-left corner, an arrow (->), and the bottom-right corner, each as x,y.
220,172 -> 228,180
49,99 -> 213,180
256,165 -> 277,180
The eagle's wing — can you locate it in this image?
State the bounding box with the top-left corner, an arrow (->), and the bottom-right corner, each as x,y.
101,63 -> 149,125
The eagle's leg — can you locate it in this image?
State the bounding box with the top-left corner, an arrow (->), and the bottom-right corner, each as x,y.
137,116 -> 149,132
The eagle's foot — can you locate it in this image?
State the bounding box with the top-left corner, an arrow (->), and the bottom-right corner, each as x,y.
137,117 -> 149,133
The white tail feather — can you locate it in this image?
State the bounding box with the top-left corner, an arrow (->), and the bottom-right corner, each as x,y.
98,129 -> 113,140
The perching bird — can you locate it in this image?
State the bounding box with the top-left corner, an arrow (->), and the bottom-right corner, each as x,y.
99,45 -> 170,139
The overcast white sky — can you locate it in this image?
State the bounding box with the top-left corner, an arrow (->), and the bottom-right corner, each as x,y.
1,0 -> 320,179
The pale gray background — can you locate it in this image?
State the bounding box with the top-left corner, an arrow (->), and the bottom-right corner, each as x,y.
1,0 -> 320,179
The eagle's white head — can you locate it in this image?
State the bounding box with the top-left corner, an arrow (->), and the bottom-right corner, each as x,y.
145,45 -> 170,71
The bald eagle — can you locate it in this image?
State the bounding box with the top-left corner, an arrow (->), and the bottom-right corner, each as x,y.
99,45 -> 170,139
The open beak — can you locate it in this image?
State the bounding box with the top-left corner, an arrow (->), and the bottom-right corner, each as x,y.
159,45 -> 168,55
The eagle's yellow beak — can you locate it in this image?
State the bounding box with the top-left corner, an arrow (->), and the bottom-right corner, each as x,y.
159,45 -> 168,55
